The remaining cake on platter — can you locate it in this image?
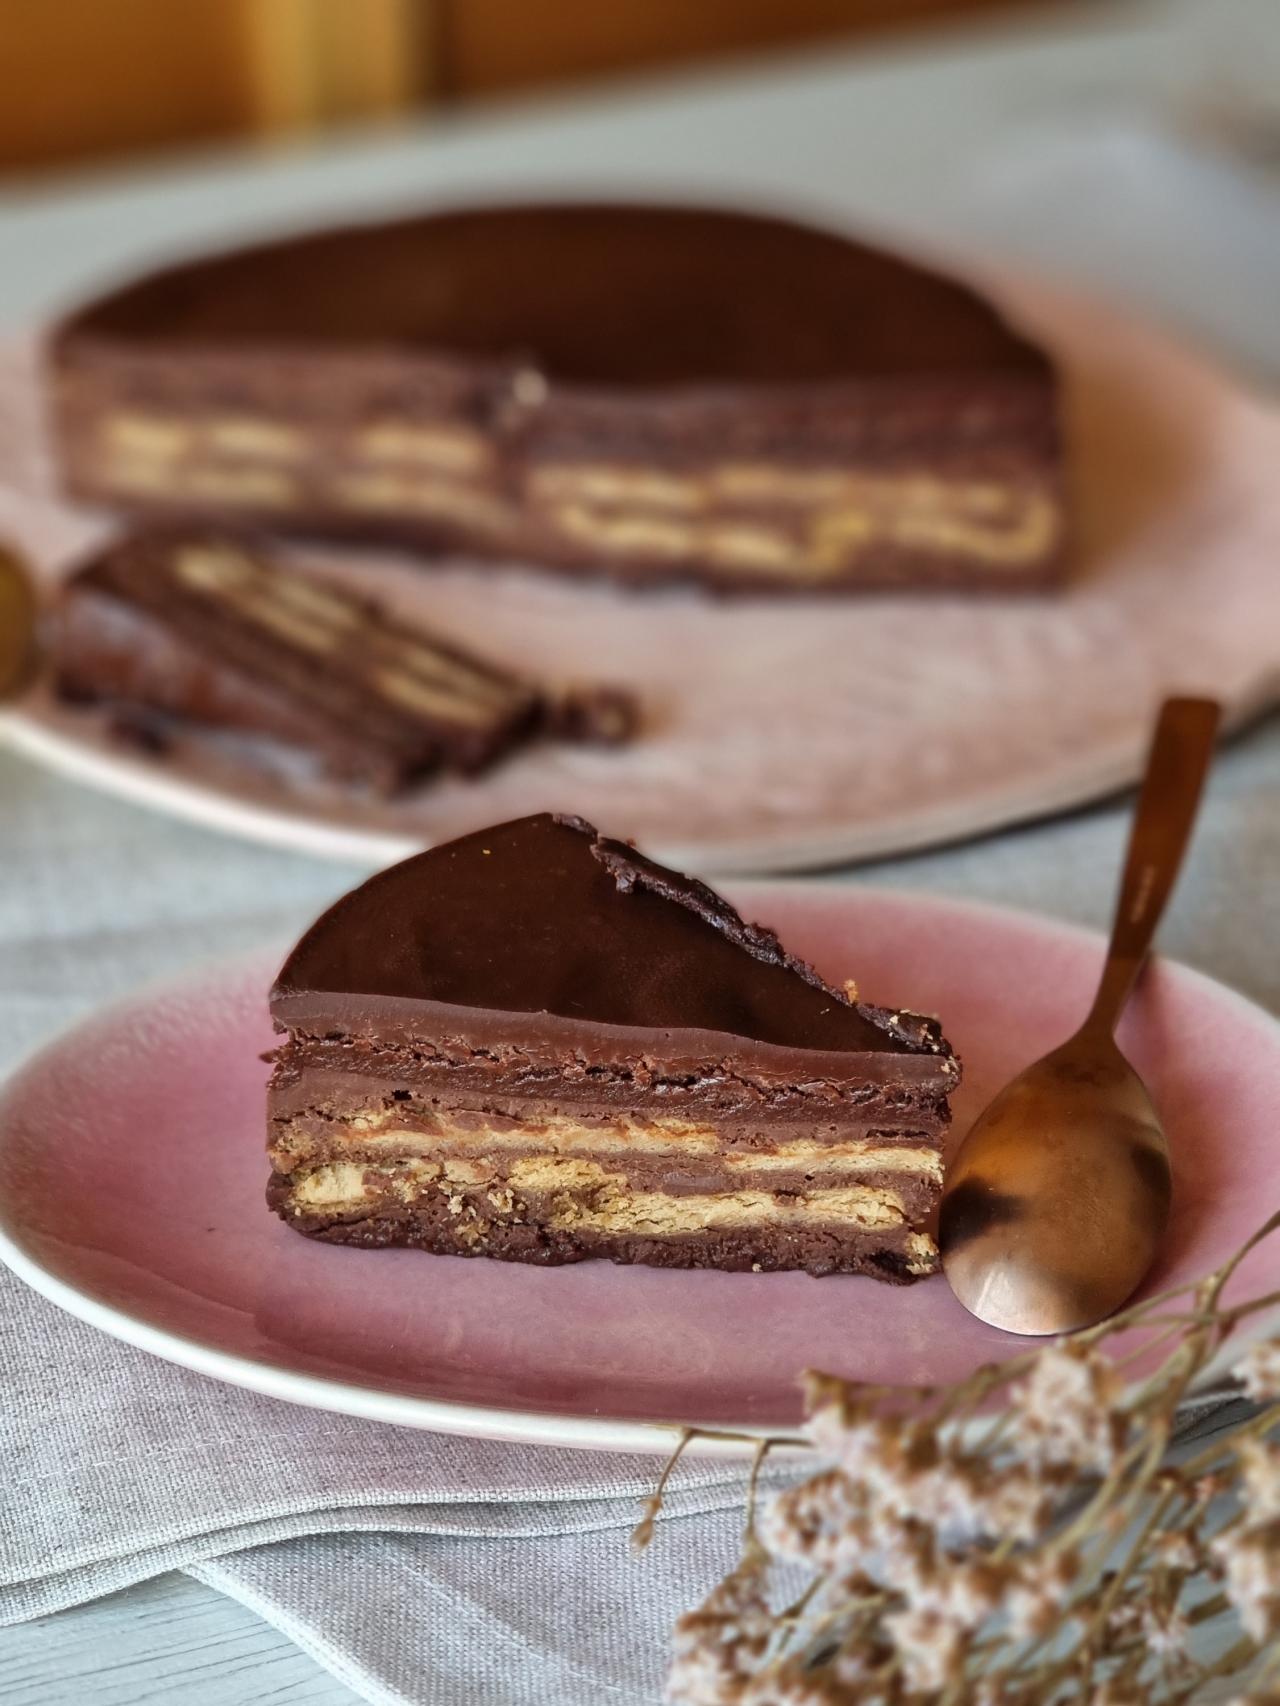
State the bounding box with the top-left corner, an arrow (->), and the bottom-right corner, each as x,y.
50,203 -> 1064,593
267,813 -> 959,1280
47,528 -> 632,792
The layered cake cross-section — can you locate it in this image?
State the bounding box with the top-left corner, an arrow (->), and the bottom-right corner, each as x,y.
51,203 -> 1065,592
267,814 -> 959,1280
48,528 -> 632,792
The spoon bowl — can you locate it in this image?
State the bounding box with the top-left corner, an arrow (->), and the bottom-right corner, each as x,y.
940,1030 -> 1171,1334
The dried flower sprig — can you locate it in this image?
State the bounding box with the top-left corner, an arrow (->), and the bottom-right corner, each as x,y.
646,1212 -> 1280,1704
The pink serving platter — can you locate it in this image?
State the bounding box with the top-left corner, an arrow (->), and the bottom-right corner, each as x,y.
1,884 -> 1278,1455
1,267 -> 1279,874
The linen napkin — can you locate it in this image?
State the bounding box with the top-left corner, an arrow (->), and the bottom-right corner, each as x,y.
192,1519 -> 748,1706
183,1392 -> 1257,1706
0,1255 -> 789,1629
173,1383 -> 1256,1706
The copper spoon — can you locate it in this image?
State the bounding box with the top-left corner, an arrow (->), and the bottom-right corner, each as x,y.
0,541 -> 38,700
939,696 -> 1222,1336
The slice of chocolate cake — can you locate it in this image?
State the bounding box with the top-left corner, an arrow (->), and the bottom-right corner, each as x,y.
267,814 -> 959,1280
51,203 -> 1064,593
48,529 -> 632,791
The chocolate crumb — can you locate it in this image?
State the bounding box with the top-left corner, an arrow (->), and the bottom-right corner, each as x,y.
548,686 -> 638,746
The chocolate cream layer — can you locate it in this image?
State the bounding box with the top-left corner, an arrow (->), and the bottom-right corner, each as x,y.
270,1102 -> 944,1210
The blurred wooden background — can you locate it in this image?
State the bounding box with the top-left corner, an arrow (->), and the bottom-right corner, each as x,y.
0,0 -> 1048,173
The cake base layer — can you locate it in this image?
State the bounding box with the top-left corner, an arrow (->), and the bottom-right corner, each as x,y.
266,1145 -> 941,1281
267,1168 -> 938,1282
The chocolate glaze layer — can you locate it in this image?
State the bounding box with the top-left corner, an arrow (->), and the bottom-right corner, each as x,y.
58,203 -> 1048,386
272,814 -> 957,1086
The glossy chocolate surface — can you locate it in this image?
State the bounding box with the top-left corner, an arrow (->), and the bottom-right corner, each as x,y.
272,814 -> 954,1081
59,203 -> 1048,389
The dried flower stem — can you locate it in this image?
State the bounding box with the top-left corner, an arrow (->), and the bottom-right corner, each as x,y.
654,1213 -> 1280,1704
633,1427 -> 694,1552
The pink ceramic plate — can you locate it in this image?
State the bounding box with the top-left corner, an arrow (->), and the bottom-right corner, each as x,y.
1,885 -> 1278,1455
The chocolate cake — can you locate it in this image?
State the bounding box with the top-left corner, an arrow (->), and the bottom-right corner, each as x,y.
48,529 -> 631,791
51,203 -> 1064,592
267,814 -> 959,1279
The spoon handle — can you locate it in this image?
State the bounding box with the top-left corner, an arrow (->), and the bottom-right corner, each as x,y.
1085,696 -> 1221,1036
